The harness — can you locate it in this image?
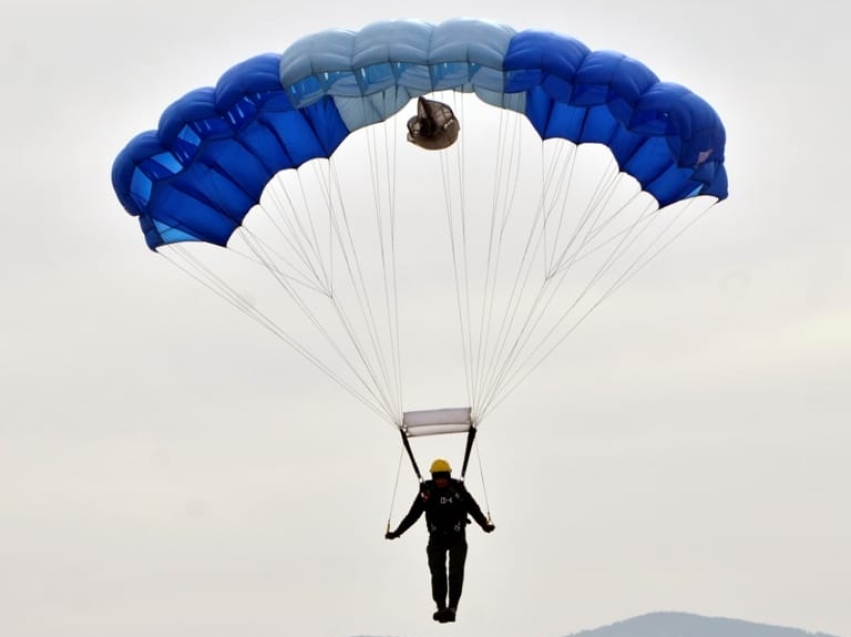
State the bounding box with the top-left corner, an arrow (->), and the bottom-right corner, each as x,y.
421,482 -> 469,536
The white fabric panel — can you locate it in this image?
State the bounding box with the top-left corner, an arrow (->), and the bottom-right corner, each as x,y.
403,408 -> 472,437
403,423 -> 472,437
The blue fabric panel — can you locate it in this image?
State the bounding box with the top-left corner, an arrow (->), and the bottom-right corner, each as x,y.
504,31 -> 589,83
112,54 -> 350,249
624,137 -> 675,184
570,51 -> 626,106
578,105 -> 620,145
299,96 -> 350,156
648,163 -> 698,204
144,217 -> 201,247
702,164 -> 728,199
503,30 -> 726,205
629,82 -> 688,135
239,117 -> 296,173
158,88 -> 215,141
608,56 -> 659,104
195,139 -> 273,213
215,54 -> 284,107
540,95 -> 585,140
113,132 -> 162,214
145,174 -> 240,248
676,92 -> 726,166
606,126 -> 647,167
540,72 -> 576,103
272,107 -> 331,165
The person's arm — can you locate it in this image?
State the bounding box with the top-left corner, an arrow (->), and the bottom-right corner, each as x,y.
460,485 -> 495,532
386,492 -> 425,539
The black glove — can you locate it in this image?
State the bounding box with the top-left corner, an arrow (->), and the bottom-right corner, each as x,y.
385,530 -> 400,540
482,523 -> 495,533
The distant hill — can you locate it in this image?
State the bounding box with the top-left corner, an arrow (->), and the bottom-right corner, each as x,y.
566,612 -> 840,637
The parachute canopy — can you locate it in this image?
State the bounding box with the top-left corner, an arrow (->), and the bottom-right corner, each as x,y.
112,18 -> 726,251
112,19 -> 728,432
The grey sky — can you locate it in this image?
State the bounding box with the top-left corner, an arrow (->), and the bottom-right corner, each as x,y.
1,2 -> 849,637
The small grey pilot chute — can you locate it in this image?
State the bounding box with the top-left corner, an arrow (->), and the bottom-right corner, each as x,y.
406,96 -> 460,150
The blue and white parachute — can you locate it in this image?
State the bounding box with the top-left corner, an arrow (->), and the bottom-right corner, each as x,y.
112,18 -> 728,431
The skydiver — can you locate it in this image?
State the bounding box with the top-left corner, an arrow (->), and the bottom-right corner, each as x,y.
385,458 -> 495,623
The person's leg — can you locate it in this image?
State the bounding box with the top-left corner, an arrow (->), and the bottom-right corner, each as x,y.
427,543 -> 448,612
447,539 -> 469,612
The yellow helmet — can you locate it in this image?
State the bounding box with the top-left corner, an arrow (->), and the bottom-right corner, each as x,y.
430,458 -> 452,474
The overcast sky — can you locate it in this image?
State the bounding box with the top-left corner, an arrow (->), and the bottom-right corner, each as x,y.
2,2 -> 849,637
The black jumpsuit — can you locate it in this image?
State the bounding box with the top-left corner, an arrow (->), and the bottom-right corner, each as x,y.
392,478 -> 491,611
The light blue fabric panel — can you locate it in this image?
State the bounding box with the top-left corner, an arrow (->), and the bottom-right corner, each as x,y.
280,19 -> 520,131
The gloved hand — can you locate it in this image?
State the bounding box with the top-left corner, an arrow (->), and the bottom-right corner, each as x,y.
482,523 -> 495,533
385,530 -> 400,540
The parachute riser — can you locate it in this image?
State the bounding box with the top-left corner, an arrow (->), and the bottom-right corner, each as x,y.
399,427 -> 424,482
460,424 -> 478,480
398,422 -> 478,482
